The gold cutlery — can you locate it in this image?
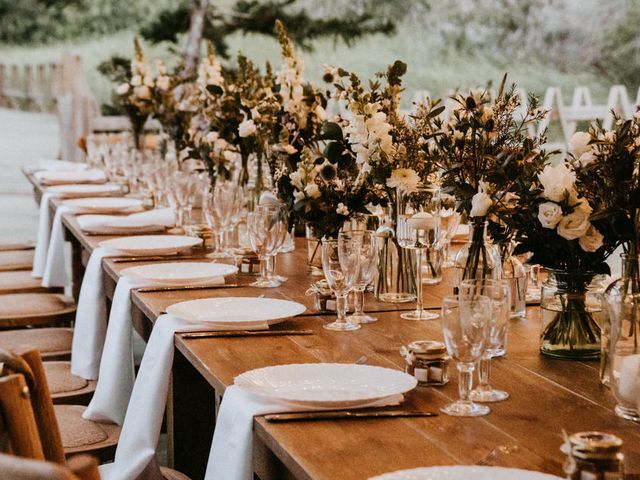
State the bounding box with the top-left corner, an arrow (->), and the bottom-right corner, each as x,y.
180,329 -> 314,339
109,255 -> 213,263
135,284 -> 240,293
264,410 -> 438,422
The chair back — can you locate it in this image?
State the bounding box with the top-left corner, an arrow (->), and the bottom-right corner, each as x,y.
0,452 -> 100,480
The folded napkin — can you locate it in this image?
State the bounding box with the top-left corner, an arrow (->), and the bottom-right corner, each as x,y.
205,386 -> 403,480
71,247 -> 117,379
99,314 -> 267,480
84,273 -> 225,425
25,158 -> 88,173
32,192 -> 58,278
34,169 -> 107,186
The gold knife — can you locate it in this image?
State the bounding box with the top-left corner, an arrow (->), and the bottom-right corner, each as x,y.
135,284 -> 240,293
180,329 -> 314,339
264,411 -> 438,422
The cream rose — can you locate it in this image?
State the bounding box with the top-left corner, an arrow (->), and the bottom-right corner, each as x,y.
538,163 -> 576,202
133,85 -> 151,100
470,191 -> 492,217
568,131 -> 591,157
578,224 -> 604,252
537,202 -> 563,229
238,119 -> 256,138
304,183 -> 321,199
557,210 -> 591,240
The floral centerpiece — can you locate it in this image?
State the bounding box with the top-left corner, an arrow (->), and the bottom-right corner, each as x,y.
430,78 -> 548,282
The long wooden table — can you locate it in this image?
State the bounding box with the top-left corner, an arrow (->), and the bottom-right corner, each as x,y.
27,175 -> 640,479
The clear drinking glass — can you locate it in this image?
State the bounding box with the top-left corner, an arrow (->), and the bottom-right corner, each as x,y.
339,230 -> 378,324
258,204 -> 288,284
459,279 -> 511,402
441,294 -> 492,417
321,238 -> 361,331
247,208 -> 284,288
396,185 -> 441,320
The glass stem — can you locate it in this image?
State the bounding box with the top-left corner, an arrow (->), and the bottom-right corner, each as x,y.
217,232 -> 225,253
415,248 -> 423,312
336,293 -> 348,323
266,255 -> 275,280
354,288 -> 365,316
175,208 -> 184,228
458,363 -> 474,403
478,355 -> 491,389
259,256 -> 269,281
442,240 -> 451,262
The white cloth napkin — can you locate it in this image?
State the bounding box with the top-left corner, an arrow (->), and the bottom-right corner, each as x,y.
84,274 -> 224,425
41,205 -> 72,287
71,247 -> 116,379
32,192 -> 58,278
99,314 -> 268,480
25,159 -> 88,173
205,387 -> 403,480
34,169 -> 106,186
76,209 -> 173,236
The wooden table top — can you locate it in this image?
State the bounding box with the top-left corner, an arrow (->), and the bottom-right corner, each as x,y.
46,181 -> 640,479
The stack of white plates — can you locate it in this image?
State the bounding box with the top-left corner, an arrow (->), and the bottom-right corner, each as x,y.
235,363 -> 417,409
46,184 -> 122,198
25,159 -> 89,173
35,169 -> 107,186
63,197 -> 144,214
121,262 -> 237,286
99,235 -> 202,256
370,467 -> 562,480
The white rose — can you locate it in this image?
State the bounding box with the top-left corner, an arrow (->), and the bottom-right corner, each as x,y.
156,75 -> 171,91
538,202 -> 563,229
470,191 -> 492,217
238,119 -> 256,138
578,224 -> 604,252
557,210 -> 591,241
577,151 -> 595,167
304,183 -> 321,199
130,75 -> 142,87
293,191 -> 305,202
568,131 -> 591,157
538,163 -> 576,202
133,86 -> 151,100
116,83 -> 130,95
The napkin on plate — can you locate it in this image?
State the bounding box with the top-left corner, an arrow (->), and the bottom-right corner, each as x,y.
71,247 -> 117,379
99,314 -> 268,480
204,386 -> 403,480
34,169 -> 107,186
25,159 -> 88,173
32,192 -> 59,278
77,208 -> 175,235
84,274 -> 224,425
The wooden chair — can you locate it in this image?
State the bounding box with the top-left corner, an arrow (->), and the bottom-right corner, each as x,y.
0,293 -> 76,329
0,453 -> 100,480
0,240 -> 35,252
0,250 -> 35,272
0,328 -> 73,360
0,270 -> 58,295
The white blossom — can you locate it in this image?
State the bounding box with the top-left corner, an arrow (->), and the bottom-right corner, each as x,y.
336,203 -> 349,216
470,191 -> 492,217
386,168 -> 421,192
538,163 -> 576,202
578,224 -> 604,252
537,202 -> 563,229
116,83 -> 130,95
304,183 -> 321,199
557,209 -> 591,240
568,131 -> 591,156
238,119 -> 256,138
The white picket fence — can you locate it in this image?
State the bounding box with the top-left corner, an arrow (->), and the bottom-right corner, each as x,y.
411,85 -> 640,152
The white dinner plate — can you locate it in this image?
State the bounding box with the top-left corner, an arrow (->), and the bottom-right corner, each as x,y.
370,466 -> 563,480
35,169 -> 107,185
235,363 -> 417,408
26,159 -> 89,173
63,197 -> 144,213
167,297 -> 306,326
99,235 -> 202,256
121,262 -> 237,286
47,184 -> 122,198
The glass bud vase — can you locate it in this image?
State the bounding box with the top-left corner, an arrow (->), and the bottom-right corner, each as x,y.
305,224 -> 323,276
540,269 -> 603,359
453,217 -> 502,286
374,216 -> 417,303
501,244 -> 527,318
604,253 -> 640,422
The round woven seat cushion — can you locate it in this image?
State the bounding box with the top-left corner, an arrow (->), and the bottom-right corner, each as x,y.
0,328 -> 73,354
0,250 -> 34,271
44,362 -> 88,394
0,293 -> 74,319
0,270 -> 47,293
55,405 -> 109,448
0,239 -> 34,251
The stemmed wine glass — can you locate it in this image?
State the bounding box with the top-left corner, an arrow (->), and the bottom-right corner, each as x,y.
247,206 -> 285,288
396,185 -> 441,320
258,204 -> 288,284
459,279 -> 511,402
441,294 -> 492,417
339,230 -> 378,324
321,238 -> 361,331
168,171 -> 196,230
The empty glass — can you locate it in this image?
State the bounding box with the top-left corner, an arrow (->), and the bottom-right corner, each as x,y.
441,294 -> 492,417
459,279 -> 511,402
339,230 -> 378,324
247,207 -> 285,288
168,171 -> 196,230
321,238 -> 361,331
396,185 -> 441,320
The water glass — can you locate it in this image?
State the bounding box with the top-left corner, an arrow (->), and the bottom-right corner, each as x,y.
340,230 -> 378,324
321,238 -> 360,331
247,208 -> 285,288
440,294 -> 492,417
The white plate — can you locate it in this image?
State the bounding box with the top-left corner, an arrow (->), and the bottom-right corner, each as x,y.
26,159 -> 89,172
235,363 -> 417,408
47,184 -> 122,198
99,235 -> 202,256
121,262 -> 237,286
63,197 -> 144,213
167,297 -> 306,327
370,466 -> 563,480
35,169 -> 107,185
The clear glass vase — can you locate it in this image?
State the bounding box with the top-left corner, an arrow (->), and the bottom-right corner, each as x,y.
501,244 -> 527,319
604,253 -> 640,422
540,269 -> 603,359
453,217 -> 502,286
305,224 -> 324,276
